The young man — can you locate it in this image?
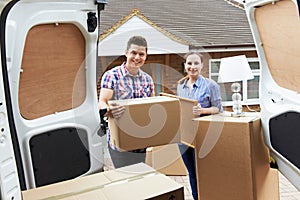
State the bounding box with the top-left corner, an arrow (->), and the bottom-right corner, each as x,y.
99,35 -> 155,168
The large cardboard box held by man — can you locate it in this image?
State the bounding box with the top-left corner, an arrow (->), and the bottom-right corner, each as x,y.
194,112 -> 279,200
22,163 -> 184,200
108,96 -> 181,151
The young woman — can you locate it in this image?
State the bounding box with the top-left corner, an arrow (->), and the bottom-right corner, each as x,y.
177,51 -> 223,200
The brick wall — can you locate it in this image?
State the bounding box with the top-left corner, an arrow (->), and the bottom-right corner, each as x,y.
97,50 -> 258,99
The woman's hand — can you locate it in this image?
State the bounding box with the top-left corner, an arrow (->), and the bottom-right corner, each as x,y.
192,103 -> 220,116
193,103 -> 202,116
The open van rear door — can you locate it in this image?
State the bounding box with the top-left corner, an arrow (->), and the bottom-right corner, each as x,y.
245,0 -> 300,190
0,0 -> 105,198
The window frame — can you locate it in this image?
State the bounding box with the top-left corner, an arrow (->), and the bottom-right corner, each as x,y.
209,57 -> 260,107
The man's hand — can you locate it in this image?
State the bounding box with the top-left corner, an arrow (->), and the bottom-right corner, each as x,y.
109,102 -> 126,119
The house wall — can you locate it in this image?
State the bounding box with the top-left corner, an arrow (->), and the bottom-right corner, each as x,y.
98,16 -> 189,56
97,50 -> 258,97
97,50 -> 260,112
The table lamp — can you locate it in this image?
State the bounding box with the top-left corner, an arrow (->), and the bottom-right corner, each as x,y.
218,55 -> 254,117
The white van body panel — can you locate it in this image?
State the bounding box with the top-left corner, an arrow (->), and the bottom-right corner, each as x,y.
0,1 -> 104,198
0,49 -> 22,200
245,0 -> 300,190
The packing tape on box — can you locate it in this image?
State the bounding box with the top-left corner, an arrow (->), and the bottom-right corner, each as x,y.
41,171 -> 160,200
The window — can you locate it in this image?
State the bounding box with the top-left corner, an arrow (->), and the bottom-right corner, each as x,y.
209,58 -> 260,106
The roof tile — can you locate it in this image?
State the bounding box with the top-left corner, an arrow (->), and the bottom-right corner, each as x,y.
99,0 -> 254,48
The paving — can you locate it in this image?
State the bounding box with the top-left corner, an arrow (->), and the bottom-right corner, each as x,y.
278,174 -> 300,200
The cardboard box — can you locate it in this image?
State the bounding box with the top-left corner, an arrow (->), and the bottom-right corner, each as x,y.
102,173 -> 184,200
256,168 -> 279,200
21,173 -> 111,200
22,163 -> 184,200
102,162 -> 156,182
108,96 -> 181,151
160,92 -> 199,147
194,112 -> 279,200
146,144 -> 188,176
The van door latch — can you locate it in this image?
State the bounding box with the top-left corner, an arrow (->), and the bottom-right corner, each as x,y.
87,12 -> 97,32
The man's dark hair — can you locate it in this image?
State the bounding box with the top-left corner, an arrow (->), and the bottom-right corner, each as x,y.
127,36 -> 148,52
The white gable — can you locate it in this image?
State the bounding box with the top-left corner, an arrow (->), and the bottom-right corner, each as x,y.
98,16 -> 188,56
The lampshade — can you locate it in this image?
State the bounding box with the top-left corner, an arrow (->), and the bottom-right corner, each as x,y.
218,55 -> 254,83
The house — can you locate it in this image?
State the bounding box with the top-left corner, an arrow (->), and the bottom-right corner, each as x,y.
97,0 -> 260,110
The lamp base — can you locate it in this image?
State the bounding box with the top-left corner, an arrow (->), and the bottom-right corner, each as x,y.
231,112 -> 246,117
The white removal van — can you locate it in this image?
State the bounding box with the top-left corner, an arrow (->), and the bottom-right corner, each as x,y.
0,0 -> 107,199
0,0 -> 299,199
245,0 -> 300,191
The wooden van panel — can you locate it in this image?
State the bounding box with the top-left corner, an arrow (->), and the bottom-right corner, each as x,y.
255,0 -> 300,93
19,23 -> 86,119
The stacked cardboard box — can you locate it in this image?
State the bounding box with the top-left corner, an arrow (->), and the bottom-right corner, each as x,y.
146,143 -> 188,176
107,94 -> 200,176
194,112 -> 279,200
22,163 -> 184,200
